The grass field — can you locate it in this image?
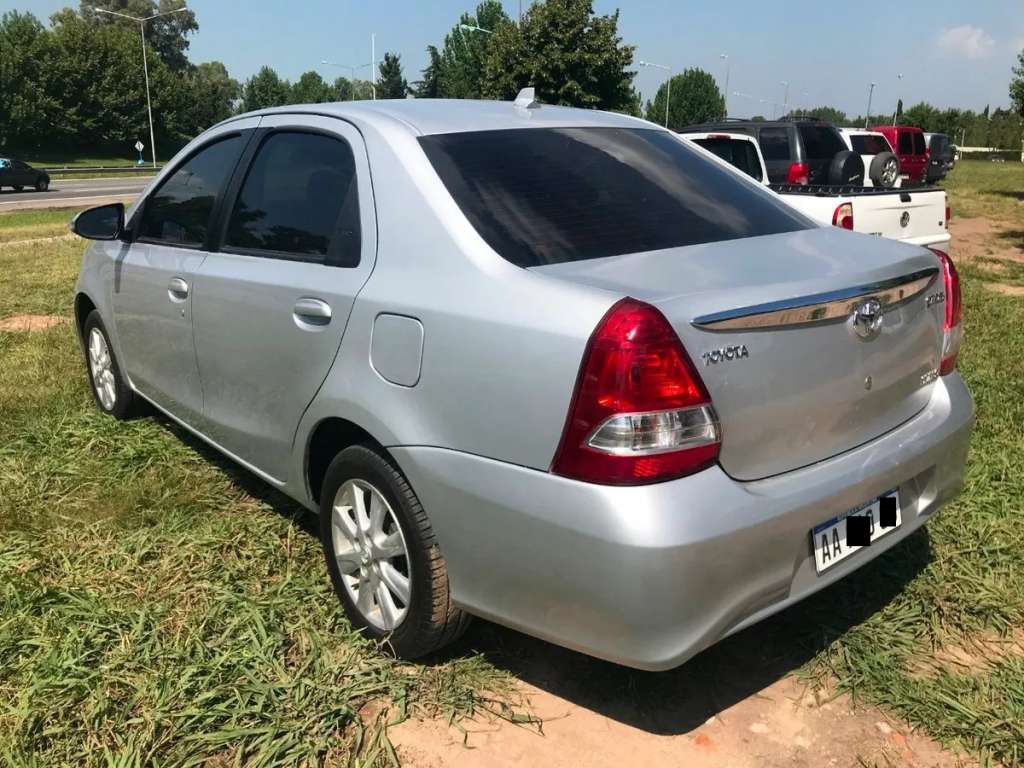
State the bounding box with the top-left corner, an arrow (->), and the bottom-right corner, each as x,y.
1,165 -> 1023,766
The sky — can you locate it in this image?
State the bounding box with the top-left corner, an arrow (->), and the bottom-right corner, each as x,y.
5,0 -> 1022,118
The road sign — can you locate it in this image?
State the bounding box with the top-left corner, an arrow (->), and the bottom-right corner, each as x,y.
134,140 -> 145,152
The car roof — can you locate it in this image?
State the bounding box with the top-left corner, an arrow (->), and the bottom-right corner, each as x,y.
223,98 -> 654,136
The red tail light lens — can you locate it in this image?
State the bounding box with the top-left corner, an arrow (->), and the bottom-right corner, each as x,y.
930,248 -> 962,375
786,162 -> 810,185
832,202 -> 854,230
551,298 -> 721,485
945,205 -> 951,226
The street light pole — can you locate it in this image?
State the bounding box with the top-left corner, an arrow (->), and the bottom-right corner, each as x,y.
90,5 -> 188,169
321,60 -> 367,100
720,54 -> 729,117
779,80 -> 789,117
370,32 -> 376,100
893,73 -> 903,125
639,60 -> 672,128
864,81 -> 876,129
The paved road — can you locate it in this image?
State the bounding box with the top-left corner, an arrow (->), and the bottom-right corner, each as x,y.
0,176 -> 154,212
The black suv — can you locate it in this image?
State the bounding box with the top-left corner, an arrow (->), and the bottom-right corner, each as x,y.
679,119 -> 856,186
0,158 -> 50,192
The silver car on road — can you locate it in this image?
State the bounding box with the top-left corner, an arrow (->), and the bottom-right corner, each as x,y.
71,95 -> 974,670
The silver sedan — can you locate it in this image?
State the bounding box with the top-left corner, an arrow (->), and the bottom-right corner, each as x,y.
70,94 -> 973,670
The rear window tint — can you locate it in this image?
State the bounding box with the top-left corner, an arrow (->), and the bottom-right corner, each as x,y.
691,137 -> 763,181
419,128 -> 808,268
757,127 -> 790,161
850,135 -> 892,155
798,125 -> 846,159
898,132 -> 913,153
913,132 -> 926,154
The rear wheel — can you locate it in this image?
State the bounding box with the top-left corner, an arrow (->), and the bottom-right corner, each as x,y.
320,444 -> 470,658
82,310 -> 139,420
12,185 -> 23,192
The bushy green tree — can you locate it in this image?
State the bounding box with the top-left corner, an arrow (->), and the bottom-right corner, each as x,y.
377,52 -> 409,99
80,0 -> 198,72
482,0 -> 636,111
0,12 -> 60,150
901,101 -> 940,130
434,1 -> 510,98
1011,48 -> 1024,118
184,61 -> 239,131
291,71 -> 334,104
242,66 -> 290,111
644,68 -> 723,130
784,105 -> 847,124
414,45 -> 442,98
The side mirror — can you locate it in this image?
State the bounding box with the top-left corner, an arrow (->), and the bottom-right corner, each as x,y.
71,202 -> 125,241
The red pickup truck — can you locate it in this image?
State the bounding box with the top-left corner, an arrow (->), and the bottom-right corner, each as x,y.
870,125 -> 928,183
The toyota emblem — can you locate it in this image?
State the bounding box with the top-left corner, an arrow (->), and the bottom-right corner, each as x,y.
850,298 -> 884,341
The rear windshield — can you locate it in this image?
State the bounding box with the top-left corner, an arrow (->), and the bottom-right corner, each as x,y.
691,137 -> 763,181
913,132 -> 926,154
798,124 -> 846,160
419,128 -> 808,268
850,135 -> 892,155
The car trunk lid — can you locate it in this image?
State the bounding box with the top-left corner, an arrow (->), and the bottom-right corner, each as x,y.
532,227 -> 945,481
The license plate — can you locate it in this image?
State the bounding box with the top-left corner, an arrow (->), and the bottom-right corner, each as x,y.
812,490 -> 902,574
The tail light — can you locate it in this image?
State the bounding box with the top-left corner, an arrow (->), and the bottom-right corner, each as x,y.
930,248 -> 962,375
945,205 -> 951,227
551,298 -> 721,485
786,162 -> 810,185
832,202 -> 854,230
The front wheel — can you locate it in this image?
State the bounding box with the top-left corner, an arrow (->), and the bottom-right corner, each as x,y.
320,444 -> 470,658
35,178 -> 48,192
82,310 -> 139,420
12,185 -> 23,192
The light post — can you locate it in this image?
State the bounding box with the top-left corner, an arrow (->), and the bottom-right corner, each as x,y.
719,54 -> 729,117
639,60 -> 672,128
321,60 -> 369,100
89,4 -> 188,168
370,32 -> 376,100
864,81 -> 876,129
459,22 -> 493,34
779,80 -> 789,117
892,73 -> 903,125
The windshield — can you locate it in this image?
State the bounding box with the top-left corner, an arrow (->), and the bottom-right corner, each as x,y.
798,124 -> 846,160
419,128 -> 808,268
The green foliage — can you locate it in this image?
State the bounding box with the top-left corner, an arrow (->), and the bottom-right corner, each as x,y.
241,65 -> 290,111
1011,48 -> 1024,118
414,45 -> 443,98
896,101 -> 1023,149
183,61 -> 240,131
644,68 -> 723,131
482,0 -> 636,111
377,52 -> 409,99
785,105 -> 847,124
291,70 -> 334,104
81,0 -> 198,72
432,1 -> 510,99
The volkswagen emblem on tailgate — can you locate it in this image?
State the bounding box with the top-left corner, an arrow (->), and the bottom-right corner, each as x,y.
900,211 -> 910,228
850,298 -> 883,341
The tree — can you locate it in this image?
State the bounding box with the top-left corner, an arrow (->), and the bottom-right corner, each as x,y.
786,105 -> 847,124
414,45 -> 442,98
1011,48 -> 1024,118
0,12 -> 59,150
901,101 -> 940,130
291,70 -> 334,104
377,52 -> 409,99
242,66 -> 290,111
81,0 -> 198,72
483,0 -> 636,111
644,68 -> 723,130
184,62 -> 239,131
433,1 -> 510,98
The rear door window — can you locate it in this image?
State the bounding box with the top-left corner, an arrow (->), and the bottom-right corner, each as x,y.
913,132 -> 926,155
224,131 -> 361,266
757,128 -> 791,161
419,127 -> 808,268
898,132 -> 913,154
691,137 -> 763,181
798,125 -> 846,160
851,135 -> 890,155
139,135 -> 245,247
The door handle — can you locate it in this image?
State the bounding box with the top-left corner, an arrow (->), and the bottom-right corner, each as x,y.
293,297 -> 332,327
168,277 -> 189,302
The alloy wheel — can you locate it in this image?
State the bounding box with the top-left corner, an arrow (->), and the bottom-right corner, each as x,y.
882,158 -> 898,187
331,478 -> 412,631
88,327 -> 117,410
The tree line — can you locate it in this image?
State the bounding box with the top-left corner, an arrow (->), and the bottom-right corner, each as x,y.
2,0 -> 1022,160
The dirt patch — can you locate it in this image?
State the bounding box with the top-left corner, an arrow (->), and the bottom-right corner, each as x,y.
0,314 -> 67,332
951,217 -> 1024,266
392,675 -> 972,768
983,282 -> 1024,297
909,631 -> 1024,679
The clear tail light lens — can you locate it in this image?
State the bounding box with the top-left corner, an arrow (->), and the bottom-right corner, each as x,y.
930,248 -> 962,375
551,298 -> 721,485
832,202 -> 854,230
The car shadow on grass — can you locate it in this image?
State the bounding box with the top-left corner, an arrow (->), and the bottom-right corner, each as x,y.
442,528 -> 933,736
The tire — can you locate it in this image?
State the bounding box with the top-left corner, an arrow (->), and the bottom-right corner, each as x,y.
82,310 -> 139,420
320,444 -> 470,658
827,150 -> 865,186
869,151 -> 900,188
12,185 -> 23,192
35,177 -> 48,192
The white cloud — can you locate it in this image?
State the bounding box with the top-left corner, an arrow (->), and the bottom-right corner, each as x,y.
936,25 -> 995,59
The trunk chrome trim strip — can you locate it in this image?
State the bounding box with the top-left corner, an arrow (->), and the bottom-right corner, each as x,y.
692,268 -> 939,332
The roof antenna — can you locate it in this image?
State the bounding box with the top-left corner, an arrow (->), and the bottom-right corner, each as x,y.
514,87 -> 540,109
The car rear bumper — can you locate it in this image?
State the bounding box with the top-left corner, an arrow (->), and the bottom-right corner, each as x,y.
390,373 -> 974,671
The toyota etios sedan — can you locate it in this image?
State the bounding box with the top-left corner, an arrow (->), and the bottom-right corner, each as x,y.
70,92 -> 974,670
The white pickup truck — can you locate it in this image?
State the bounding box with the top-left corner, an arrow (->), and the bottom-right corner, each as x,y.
681,131 -> 951,256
